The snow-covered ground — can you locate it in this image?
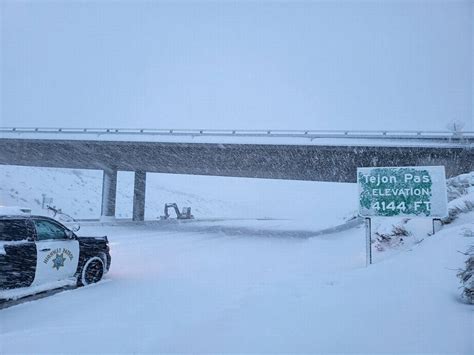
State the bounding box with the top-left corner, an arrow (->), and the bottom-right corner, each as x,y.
0,214 -> 472,353
0,166 -> 473,353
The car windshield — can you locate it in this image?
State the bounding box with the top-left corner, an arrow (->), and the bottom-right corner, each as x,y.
33,219 -> 67,241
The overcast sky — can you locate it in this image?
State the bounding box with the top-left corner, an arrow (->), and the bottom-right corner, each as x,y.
1,0 -> 472,131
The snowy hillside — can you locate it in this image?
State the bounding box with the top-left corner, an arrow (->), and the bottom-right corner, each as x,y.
0,165 -> 357,228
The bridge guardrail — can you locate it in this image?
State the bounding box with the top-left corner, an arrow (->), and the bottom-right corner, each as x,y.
1,127 -> 473,141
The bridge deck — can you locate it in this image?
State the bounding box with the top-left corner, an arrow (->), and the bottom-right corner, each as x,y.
1,128 -> 472,221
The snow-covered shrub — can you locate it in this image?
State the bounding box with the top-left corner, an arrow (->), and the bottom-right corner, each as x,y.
446,172 -> 474,202
457,245 -> 474,304
441,172 -> 474,225
442,193 -> 474,225
373,220 -> 410,252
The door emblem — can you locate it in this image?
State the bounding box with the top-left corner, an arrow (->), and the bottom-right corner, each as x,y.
43,248 -> 74,270
52,253 -> 66,270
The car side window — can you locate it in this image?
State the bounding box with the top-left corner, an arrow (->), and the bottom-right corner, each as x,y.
0,220 -> 29,241
34,219 -> 67,241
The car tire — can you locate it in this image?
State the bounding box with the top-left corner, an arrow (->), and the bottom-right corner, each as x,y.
78,256 -> 105,286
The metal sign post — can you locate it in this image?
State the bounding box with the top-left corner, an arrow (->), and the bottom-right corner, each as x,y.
365,218 -> 372,266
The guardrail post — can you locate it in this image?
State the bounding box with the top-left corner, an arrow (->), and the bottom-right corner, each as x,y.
133,170 -> 146,221
101,168 -> 117,221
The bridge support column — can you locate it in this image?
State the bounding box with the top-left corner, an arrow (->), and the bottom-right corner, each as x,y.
133,170 -> 146,221
101,169 -> 117,221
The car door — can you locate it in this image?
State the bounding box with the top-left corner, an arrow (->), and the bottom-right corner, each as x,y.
0,218 -> 36,289
32,218 -> 79,286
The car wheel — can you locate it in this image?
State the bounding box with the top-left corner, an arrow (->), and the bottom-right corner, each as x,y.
79,257 -> 105,286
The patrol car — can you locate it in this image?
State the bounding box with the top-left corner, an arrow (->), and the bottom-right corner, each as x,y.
0,207 -> 111,298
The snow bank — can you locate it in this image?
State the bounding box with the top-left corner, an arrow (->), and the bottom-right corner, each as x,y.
371,171 -> 474,254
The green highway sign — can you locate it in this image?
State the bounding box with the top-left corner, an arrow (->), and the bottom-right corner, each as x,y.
357,166 -> 448,218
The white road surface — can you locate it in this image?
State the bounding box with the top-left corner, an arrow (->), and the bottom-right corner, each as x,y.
0,216 -> 472,353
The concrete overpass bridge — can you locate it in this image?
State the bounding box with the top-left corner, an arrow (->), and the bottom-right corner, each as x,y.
1,128 -> 473,221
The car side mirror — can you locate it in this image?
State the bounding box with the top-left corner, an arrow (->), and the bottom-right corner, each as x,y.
65,230 -> 75,239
